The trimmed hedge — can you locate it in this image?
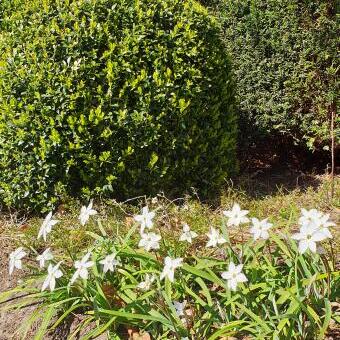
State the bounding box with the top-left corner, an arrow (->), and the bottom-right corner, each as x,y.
0,0 -> 237,211
215,0 -> 338,149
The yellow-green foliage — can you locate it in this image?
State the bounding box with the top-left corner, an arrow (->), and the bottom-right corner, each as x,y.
0,0 -> 237,211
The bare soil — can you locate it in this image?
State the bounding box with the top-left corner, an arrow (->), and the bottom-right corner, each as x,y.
0,224 -> 108,340
0,226 -> 37,340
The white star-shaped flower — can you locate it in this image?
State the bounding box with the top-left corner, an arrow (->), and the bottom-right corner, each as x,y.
221,262 -> 248,291
291,224 -> 327,254
160,256 -> 183,282
137,273 -> 156,291
38,212 -> 59,241
9,247 -> 27,275
138,232 -> 161,251
317,214 -> 335,239
37,248 -> 54,268
298,209 -> 334,240
99,253 -> 120,273
299,208 -> 323,226
179,223 -> 198,243
41,262 -> 63,292
79,200 -> 97,226
206,227 -> 227,247
134,206 -> 155,234
174,300 -> 187,317
70,253 -> 94,284
223,203 -> 249,227
249,218 -> 273,240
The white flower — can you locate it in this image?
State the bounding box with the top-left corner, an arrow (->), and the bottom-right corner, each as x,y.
99,253 -> 120,273
41,262 -> 63,292
292,224 -> 328,254
134,206 -> 155,234
174,300 -> 187,317
317,214 -> 335,239
9,247 -> 27,275
223,203 -> 249,227
249,218 -> 273,240
298,208 -> 334,240
36,248 -> 54,268
70,253 -> 94,284
206,227 -> 227,247
138,232 -> 161,251
160,256 -> 183,282
137,273 -> 156,291
179,223 -> 198,243
291,208 -> 334,254
38,212 -> 59,241
79,200 -> 97,226
174,301 -> 190,326
299,208 -> 323,226
221,262 -> 248,291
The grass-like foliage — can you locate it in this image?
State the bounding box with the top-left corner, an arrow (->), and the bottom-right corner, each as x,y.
2,199 -> 338,339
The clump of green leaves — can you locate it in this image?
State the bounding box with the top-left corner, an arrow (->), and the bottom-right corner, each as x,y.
0,0 -> 237,212
214,0 -> 338,149
1,202 -> 338,339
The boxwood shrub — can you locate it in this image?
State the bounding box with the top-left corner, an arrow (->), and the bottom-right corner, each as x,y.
214,0 -> 338,149
0,0 -> 237,211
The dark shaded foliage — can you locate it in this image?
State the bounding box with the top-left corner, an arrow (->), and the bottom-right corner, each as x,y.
214,0 -> 338,149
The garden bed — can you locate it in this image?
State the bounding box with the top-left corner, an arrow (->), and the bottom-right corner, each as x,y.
0,174 -> 339,339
